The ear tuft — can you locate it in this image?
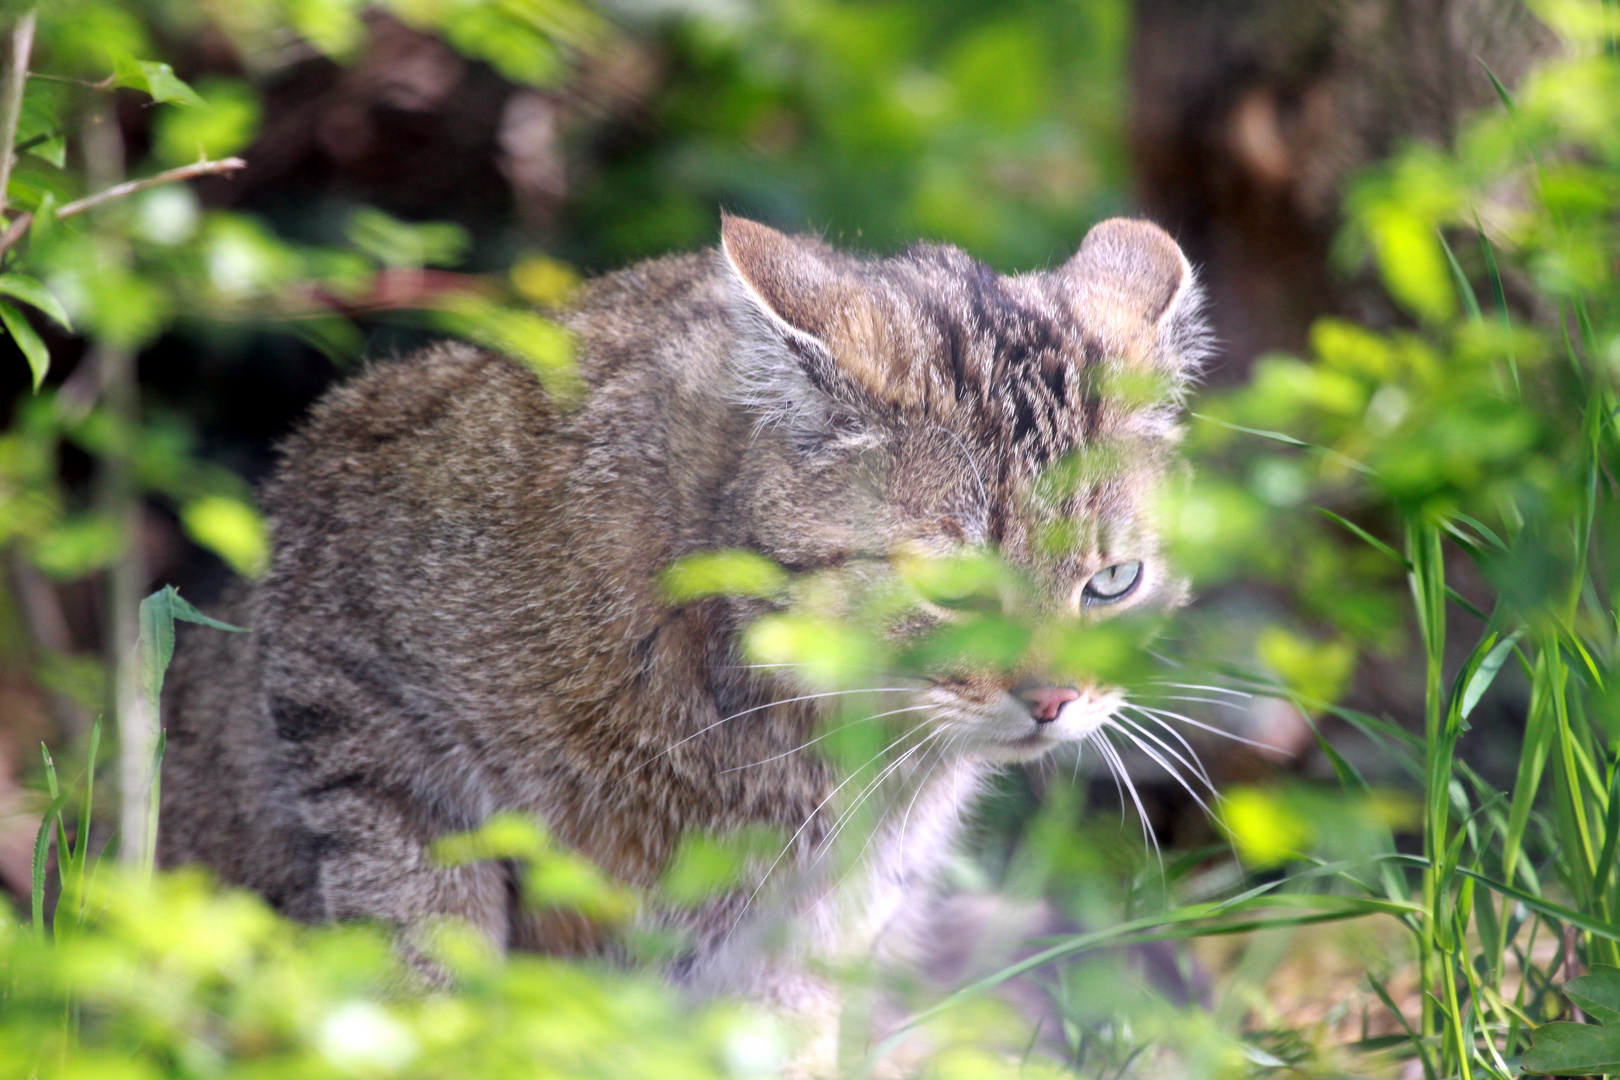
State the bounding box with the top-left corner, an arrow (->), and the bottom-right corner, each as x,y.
1065,218 -> 1190,325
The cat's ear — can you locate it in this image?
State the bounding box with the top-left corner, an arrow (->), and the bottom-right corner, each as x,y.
720,214 -> 884,438
1060,218 -> 1208,379
721,214 -> 851,353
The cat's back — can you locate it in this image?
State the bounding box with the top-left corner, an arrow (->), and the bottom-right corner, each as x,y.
264,249 -> 729,570
160,248 -> 743,899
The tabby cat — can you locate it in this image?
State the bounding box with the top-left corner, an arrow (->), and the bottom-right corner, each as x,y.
159,214 -> 1206,1070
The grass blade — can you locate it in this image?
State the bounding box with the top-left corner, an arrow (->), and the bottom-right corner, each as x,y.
1457,868 -> 1620,943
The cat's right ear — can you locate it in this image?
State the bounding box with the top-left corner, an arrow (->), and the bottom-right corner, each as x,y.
720,214 -> 883,441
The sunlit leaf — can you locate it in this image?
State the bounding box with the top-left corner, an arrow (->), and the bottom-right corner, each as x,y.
1220,787 -> 1312,866
153,77 -> 261,165
662,550 -> 787,602
660,827 -> 782,904
744,613 -> 884,689
1257,629 -> 1356,711
181,495 -> 269,577
435,294 -> 580,401
511,253 -> 582,307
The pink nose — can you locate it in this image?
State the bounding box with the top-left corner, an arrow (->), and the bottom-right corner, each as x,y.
1020,686 -> 1080,724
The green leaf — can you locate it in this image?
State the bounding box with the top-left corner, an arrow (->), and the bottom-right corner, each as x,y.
17,81 -> 64,166
0,298 -> 50,390
141,62 -> 206,106
168,590 -> 245,633
662,550 -> 787,602
138,585 -> 245,718
138,588 -> 178,712
1479,60 -> 1518,114
1316,508 -> 1410,568
1367,205 -> 1456,323
435,296 -> 580,402
1564,965 -> 1620,1025
0,273 -> 72,330
180,496 -> 268,578
1522,1021 -> 1620,1075
113,58 -> 205,106
153,77 -> 261,165
347,207 -> 470,269
30,787 -> 69,936
1458,631 -> 1521,721
1455,868 -> 1620,943
1437,228 -> 1482,322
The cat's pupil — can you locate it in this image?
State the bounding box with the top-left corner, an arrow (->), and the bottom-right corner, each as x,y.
1085,560 -> 1142,602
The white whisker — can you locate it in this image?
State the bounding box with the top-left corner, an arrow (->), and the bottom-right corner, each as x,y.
1119,704 -> 1216,789
1094,733 -> 1160,863
815,728 -> 941,863
1130,703 -> 1279,752
1139,693 -> 1249,711
1146,680 -> 1254,699
1111,711 -> 1215,794
719,705 -> 934,773
625,687 -> 914,777
894,722 -> 951,874
1086,731 -> 1125,819
1108,722 -> 1215,818
728,724 -> 921,941
820,727 -> 951,901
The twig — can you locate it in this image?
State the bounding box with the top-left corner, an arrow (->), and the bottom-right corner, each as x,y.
0,156 -> 247,257
0,206 -> 26,253
57,156 -> 248,219
28,71 -> 117,91
0,9 -> 38,222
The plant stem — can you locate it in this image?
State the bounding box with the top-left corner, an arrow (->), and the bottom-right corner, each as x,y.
0,156 -> 247,256
77,100 -> 152,869
0,9 -> 36,223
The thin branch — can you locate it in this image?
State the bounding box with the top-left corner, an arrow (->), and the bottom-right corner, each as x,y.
28,71 -> 117,91
0,156 -> 248,258
57,156 -> 248,219
0,9 -> 38,222
0,205 -> 26,253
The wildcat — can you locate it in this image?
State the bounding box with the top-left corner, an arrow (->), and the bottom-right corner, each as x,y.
159,214 -> 1206,1069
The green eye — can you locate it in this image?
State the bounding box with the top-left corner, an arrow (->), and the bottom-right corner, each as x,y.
1083,560 -> 1142,603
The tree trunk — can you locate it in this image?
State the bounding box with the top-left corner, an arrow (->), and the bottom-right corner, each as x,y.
1131,0 -> 1557,380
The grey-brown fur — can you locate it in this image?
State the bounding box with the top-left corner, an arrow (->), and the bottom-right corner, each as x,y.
160,216 -> 1207,1066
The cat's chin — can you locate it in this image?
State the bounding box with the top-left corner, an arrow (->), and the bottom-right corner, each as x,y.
978,727 -> 1069,763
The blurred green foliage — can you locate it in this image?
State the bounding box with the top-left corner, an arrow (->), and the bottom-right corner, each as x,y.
3,866 -> 775,1080
565,0 -> 1128,269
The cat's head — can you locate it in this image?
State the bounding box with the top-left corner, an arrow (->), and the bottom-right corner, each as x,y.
720,214 -> 1208,763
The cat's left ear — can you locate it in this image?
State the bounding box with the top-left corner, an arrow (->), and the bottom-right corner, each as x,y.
1060,218 -> 1209,380
720,214 -> 890,437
